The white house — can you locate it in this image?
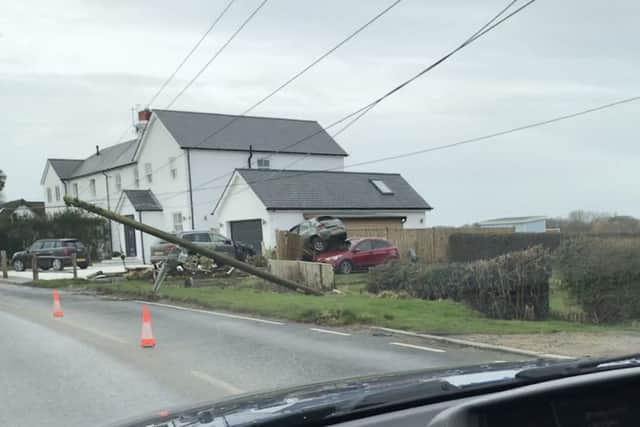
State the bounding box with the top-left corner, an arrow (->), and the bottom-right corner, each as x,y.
477,216 -> 547,233
41,109 -> 348,262
213,169 -> 432,253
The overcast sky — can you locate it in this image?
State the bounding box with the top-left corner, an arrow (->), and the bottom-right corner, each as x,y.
1,0 -> 639,225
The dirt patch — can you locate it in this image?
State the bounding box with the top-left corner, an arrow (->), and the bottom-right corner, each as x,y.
460,331 -> 640,358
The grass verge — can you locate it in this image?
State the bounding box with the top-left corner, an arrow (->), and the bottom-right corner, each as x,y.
31,274 -> 612,335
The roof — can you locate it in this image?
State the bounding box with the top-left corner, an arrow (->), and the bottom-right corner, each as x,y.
69,139 -> 137,178
49,159 -> 83,179
478,216 -> 547,226
221,169 -> 431,212
122,190 -> 163,212
0,199 -> 45,216
153,110 -> 348,156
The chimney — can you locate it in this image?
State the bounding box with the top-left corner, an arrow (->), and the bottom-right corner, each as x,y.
135,108 -> 151,134
96,145 -> 100,156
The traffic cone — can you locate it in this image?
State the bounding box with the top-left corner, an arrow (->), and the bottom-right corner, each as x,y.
52,290 -> 64,317
140,305 -> 155,348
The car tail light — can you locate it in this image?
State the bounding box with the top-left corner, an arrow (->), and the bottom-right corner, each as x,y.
164,243 -> 176,251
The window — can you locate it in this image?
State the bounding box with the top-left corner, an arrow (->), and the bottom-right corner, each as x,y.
211,233 -> 228,243
183,233 -> 210,242
41,241 -> 55,250
145,162 -> 152,184
173,213 -> 183,232
133,167 -> 140,188
257,158 -> 270,169
355,240 -> 373,251
372,239 -> 391,249
371,179 -> 393,194
169,157 -> 177,180
30,241 -> 44,251
54,185 -> 61,201
73,183 -> 79,197
89,179 -> 96,197
46,188 -> 52,203
115,174 -> 122,191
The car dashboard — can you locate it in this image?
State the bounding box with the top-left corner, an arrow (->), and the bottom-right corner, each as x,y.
335,367 -> 640,427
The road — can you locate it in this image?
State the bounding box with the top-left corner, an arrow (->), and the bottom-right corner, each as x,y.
0,282 -> 523,426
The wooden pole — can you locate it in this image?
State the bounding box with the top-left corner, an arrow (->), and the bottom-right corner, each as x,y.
1,250 -> 7,279
63,196 -> 322,295
32,255 -> 39,281
71,252 -> 77,279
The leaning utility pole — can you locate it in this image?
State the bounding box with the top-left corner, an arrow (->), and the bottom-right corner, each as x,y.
63,196 -> 322,296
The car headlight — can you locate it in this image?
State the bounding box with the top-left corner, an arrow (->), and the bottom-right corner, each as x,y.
324,255 -> 341,262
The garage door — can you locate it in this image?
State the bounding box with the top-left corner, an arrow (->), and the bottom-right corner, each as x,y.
230,219 -> 263,255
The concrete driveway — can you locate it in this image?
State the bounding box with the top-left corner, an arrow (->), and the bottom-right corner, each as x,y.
7,257 -> 147,281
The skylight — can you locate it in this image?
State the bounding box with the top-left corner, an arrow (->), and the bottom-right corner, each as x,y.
371,179 -> 393,194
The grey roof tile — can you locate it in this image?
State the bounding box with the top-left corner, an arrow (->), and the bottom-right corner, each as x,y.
122,190 -> 163,212
49,159 -> 83,179
70,139 -> 138,178
233,169 -> 431,211
153,110 -> 347,156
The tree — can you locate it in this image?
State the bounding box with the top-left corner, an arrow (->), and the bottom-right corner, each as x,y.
0,169 -> 6,204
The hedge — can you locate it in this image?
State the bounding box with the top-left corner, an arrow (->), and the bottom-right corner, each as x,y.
368,246 -> 551,320
0,210 -> 108,259
448,232 -> 562,262
555,237 -> 640,323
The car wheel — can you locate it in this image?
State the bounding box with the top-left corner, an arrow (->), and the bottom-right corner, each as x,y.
13,259 -> 25,272
311,236 -> 327,252
78,263 -> 89,269
337,260 -> 353,274
52,258 -> 64,271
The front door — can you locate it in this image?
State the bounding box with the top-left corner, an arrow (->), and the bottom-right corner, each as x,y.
124,215 -> 137,257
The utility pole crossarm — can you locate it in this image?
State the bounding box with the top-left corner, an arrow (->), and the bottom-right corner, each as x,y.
63,196 -> 322,296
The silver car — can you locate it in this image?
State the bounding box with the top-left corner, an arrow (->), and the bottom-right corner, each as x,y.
150,230 -> 236,266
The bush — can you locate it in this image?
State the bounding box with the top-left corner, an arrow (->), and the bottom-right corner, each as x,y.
0,210 -> 108,259
555,237 -> 640,323
448,232 -> 561,262
368,246 -> 551,320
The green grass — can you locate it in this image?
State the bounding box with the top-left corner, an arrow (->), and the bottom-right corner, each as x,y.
31,274 -> 614,335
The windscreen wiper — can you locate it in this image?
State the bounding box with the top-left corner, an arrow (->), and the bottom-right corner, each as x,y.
516,353 -> 640,382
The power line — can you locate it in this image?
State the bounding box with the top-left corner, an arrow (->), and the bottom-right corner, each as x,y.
146,0 -> 237,107
165,0 -> 269,108
186,0 -> 532,194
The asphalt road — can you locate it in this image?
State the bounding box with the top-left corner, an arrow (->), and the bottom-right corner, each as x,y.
0,282 -> 523,426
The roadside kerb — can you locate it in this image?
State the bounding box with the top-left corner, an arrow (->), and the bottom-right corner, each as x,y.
370,326 -> 574,360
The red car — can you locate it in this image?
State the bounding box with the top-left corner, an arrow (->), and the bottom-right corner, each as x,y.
315,238 -> 399,274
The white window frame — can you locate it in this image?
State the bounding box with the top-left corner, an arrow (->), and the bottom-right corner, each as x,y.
133,167 -> 140,188
173,212 -> 183,232
89,179 -> 96,197
73,183 -> 79,197
144,162 -> 152,184
115,173 -> 122,191
54,186 -> 61,201
46,187 -> 52,203
257,158 -> 270,169
169,157 -> 177,180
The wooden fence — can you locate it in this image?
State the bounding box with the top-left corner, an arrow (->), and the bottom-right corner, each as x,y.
275,227 -> 513,263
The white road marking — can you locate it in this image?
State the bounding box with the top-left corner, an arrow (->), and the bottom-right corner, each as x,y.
190,370 -> 244,394
137,301 -> 285,326
310,328 -> 351,336
389,342 -> 446,353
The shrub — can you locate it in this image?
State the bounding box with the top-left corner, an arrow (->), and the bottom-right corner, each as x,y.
448,232 -> 561,262
555,237 -> 640,323
368,246 -> 551,320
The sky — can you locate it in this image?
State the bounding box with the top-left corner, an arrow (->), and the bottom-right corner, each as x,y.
1,0 -> 639,225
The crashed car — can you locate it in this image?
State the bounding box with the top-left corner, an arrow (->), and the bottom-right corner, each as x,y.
289,216 -> 347,252
150,230 -> 255,267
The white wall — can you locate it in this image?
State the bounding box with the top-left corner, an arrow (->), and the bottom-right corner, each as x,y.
216,174 -> 270,245
403,211 -> 427,228
135,118 -> 191,235
117,196 -> 165,264
42,162 -> 66,213
189,150 -> 345,230
515,220 -> 546,233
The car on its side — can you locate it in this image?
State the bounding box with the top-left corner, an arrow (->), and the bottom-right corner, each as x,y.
314,237 -> 399,274
11,238 -> 90,271
289,216 -> 347,252
150,230 -> 254,266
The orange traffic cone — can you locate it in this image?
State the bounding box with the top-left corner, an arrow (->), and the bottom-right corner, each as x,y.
140,305 -> 155,348
52,290 -> 64,317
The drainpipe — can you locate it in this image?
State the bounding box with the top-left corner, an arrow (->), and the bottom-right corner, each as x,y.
102,172 -> 113,257
247,145 -> 253,168
138,211 -> 146,264
186,148 -> 195,230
